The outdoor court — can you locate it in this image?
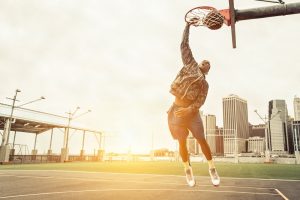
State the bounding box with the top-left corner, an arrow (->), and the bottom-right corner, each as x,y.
0,170 -> 298,200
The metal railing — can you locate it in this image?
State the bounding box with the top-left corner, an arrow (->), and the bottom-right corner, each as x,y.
8,155 -> 102,164
9,155 -> 61,164
68,155 -> 100,162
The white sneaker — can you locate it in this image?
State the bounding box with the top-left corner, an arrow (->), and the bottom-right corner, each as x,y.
209,168 -> 220,186
185,166 -> 196,187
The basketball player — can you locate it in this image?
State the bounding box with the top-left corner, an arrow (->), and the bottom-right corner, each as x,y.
167,21 -> 220,187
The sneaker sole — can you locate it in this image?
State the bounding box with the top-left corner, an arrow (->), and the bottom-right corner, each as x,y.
187,180 -> 196,187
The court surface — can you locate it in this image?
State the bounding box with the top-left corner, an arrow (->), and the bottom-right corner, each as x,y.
0,170 -> 299,200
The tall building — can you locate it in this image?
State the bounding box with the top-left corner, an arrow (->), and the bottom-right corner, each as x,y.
203,114 -> 217,154
292,121 -> 300,152
294,96 -> 300,121
223,94 -> 249,155
268,100 -> 289,153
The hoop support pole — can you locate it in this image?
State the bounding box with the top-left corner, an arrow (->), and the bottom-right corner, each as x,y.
236,2 -> 300,21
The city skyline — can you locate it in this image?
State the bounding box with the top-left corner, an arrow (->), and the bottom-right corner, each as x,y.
185,95 -> 300,158
2,93 -> 299,155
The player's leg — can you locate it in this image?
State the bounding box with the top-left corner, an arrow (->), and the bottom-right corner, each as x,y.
197,138 -> 220,186
188,112 -> 220,186
178,138 -> 189,163
168,123 -> 195,187
168,105 -> 195,187
178,138 -> 196,187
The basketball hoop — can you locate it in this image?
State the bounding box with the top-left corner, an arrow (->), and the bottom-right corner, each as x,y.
184,1 -> 235,48
185,6 -> 226,30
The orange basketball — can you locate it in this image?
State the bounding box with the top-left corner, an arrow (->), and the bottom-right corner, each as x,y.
203,11 -> 224,30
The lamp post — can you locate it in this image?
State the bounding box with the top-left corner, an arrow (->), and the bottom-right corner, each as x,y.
0,90 -> 45,162
17,96 -> 45,107
6,94 -> 46,145
254,109 -> 281,162
65,108 -> 92,149
2,89 -> 21,146
65,106 -> 80,150
62,107 -> 91,162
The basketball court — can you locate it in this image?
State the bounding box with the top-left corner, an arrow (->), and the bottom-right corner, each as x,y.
0,170 -> 298,199
1,1 -> 300,200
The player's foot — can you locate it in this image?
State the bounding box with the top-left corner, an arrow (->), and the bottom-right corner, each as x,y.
209,168 -> 220,186
185,166 -> 196,187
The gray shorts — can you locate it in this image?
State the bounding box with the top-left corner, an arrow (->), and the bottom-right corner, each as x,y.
167,104 -> 205,140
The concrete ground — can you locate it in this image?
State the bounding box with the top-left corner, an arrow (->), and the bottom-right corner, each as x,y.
0,170 -> 298,200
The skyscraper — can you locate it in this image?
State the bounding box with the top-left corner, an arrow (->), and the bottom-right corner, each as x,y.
203,114 -> 217,154
268,100 -> 289,153
292,121 -> 300,152
223,94 -> 249,155
294,96 -> 300,121
292,120 -> 300,164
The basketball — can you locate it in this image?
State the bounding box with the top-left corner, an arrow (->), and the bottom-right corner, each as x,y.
203,11 -> 224,30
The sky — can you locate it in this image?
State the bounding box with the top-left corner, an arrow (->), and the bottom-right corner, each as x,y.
0,0 -> 300,154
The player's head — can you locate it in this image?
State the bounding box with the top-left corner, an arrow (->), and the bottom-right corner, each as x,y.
199,60 -> 210,75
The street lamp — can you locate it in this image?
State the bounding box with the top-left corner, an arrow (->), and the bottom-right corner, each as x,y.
2,89 -> 21,146
17,96 -> 45,107
254,109 -> 281,162
4,90 -> 46,145
72,109 -> 91,120
65,107 -> 91,149
0,89 -> 46,162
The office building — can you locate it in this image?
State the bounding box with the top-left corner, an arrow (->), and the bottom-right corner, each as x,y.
203,114 -> 217,154
294,96 -> 300,121
292,121 -> 300,152
268,100 -> 288,153
223,94 -> 249,155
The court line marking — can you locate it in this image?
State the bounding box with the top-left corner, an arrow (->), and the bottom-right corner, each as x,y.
1,169 -> 299,182
0,188 -> 280,199
0,174 -> 277,190
275,189 -> 289,200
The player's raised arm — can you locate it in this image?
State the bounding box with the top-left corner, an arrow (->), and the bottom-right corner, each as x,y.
180,23 -> 196,66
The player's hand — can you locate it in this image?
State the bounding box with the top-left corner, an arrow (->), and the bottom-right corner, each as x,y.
175,107 -> 193,117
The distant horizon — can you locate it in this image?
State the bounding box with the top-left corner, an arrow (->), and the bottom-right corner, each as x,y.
1,92 -> 298,127
1,92 -> 298,155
